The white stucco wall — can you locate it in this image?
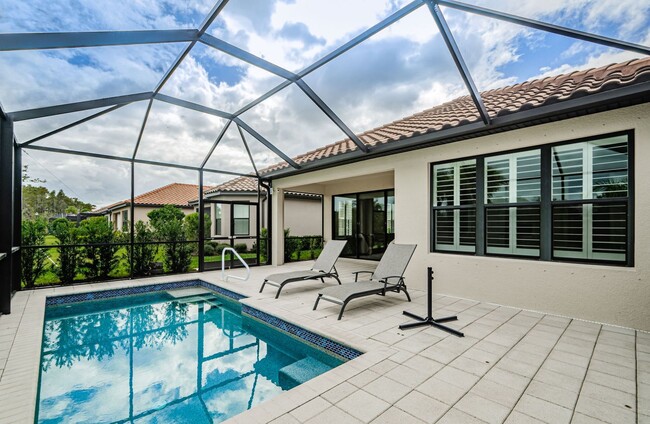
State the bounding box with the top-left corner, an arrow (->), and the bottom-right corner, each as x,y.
272,104 -> 650,330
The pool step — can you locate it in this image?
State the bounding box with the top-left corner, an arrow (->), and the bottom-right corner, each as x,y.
278,357 -> 330,389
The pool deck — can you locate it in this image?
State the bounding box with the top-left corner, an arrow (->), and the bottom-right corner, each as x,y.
1,258 -> 648,423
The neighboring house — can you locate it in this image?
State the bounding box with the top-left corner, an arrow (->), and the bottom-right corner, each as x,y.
260,57 -> 650,330
189,176 -> 322,245
95,183 -> 214,231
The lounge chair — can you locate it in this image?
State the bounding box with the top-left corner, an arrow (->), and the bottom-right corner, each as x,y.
259,240 -> 347,299
313,243 -> 416,320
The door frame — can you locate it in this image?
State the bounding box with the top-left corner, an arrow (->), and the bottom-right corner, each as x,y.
331,188 -> 395,260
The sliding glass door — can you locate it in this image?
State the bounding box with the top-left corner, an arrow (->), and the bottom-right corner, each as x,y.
333,189 -> 394,260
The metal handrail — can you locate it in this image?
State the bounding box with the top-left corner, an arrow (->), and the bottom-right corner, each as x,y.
221,248 -> 250,282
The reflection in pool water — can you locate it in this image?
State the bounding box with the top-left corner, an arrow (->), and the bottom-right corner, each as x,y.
36,291 -> 342,423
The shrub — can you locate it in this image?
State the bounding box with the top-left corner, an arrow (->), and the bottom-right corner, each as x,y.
203,242 -> 216,256
131,221 -> 157,276
50,218 -> 79,285
259,228 -> 268,262
148,206 -> 192,273
21,218 -> 48,288
214,243 -> 231,255
78,217 -> 119,280
234,243 -> 248,253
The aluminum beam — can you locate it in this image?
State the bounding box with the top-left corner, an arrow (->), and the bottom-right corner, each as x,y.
200,34 -> 298,81
236,124 -> 259,176
0,29 -> 198,51
131,99 -> 154,160
154,0 -> 230,94
154,94 -> 233,119
437,0 -> 650,56
296,80 -> 369,153
234,1 -> 423,117
200,120 -> 232,169
233,118 -> 300,169
21,104 -> 128,146
298,1 -> 424,77
233,80 -> 293,117
9,92 -> 153,121
22,143 -> 252,177
425,1 -> 490,125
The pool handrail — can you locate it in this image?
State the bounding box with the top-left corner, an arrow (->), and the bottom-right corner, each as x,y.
221,247 -> 250,282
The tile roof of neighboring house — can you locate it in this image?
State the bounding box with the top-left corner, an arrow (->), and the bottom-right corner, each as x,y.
260,57 -> 650,174
199,176 -> 321,200
205,176 -> 260,194
95,183 -> 215,213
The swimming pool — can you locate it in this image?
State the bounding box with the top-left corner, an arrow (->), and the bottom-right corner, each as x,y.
36,284 -> 355,423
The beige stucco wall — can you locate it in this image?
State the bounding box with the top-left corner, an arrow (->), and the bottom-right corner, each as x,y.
284,197 -> 322,236
272,103 -> 650,330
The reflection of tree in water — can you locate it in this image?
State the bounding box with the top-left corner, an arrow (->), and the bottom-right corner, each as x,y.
42,301 -> 191,371
43,319 -> 85,370
162,302 -> 190,345
83,311 -> 122,361
129,304 -> 163,351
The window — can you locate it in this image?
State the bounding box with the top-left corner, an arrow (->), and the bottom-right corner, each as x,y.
121,210 -> 128,230
485,150 -> 540,256
430,132 -> 632,266
233,204 -> 249,236
432,159 -> 476,252
552,136 -> 629,262
215,204 -> 222,236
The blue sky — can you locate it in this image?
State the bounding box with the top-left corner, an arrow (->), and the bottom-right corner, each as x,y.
0,0 -> 648,206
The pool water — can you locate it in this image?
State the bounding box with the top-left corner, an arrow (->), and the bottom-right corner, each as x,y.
36,289 -> 343,423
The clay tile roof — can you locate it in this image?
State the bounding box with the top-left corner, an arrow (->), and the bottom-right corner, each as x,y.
95,183 -> 215,212
204,176 -> 261,195
259,57 -> 650,174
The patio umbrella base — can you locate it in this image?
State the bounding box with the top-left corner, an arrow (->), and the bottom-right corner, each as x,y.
399,310 -> 464,337
399,266 -> 464,337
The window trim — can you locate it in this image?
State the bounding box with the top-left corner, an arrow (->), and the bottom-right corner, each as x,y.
429,130 -> 634,267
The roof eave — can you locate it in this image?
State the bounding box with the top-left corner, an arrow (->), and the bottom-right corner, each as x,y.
264,82 -> 650,180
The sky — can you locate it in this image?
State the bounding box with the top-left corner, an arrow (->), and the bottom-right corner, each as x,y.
0,0 -> 648,208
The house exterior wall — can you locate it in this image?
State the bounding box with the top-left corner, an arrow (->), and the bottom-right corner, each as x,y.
106,205 -> 193,231
272,103 -> 650,330
284,197 -> 322,236
204,193 -> 322,237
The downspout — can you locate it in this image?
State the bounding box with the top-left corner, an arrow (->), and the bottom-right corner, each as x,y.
259,180 -> 272,265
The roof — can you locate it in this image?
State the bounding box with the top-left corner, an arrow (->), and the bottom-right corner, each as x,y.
199,176 -> 321,200
261,57 -> 650,175
95,183 -> 215,213
205,176 -> 260,195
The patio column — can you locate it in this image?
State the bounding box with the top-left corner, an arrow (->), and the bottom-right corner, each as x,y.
271,187 -> 285,266
0,115 -> 14,314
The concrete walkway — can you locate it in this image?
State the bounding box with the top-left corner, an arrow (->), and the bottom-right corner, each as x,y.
0,258 -> 648,423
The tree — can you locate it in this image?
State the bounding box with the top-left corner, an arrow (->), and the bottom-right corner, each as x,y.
21,218 -> 49,288
148,205 -> 185,229
148,206 -> 193,273
50,218 -> 79,285
183,212 -> 212,241
78,217 -> 119,280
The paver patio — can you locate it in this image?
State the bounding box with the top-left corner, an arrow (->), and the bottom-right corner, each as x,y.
1,258 -> 647,423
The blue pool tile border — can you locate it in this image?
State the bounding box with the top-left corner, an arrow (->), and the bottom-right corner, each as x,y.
242,304 -> 363,361
45,279 -> 246,306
